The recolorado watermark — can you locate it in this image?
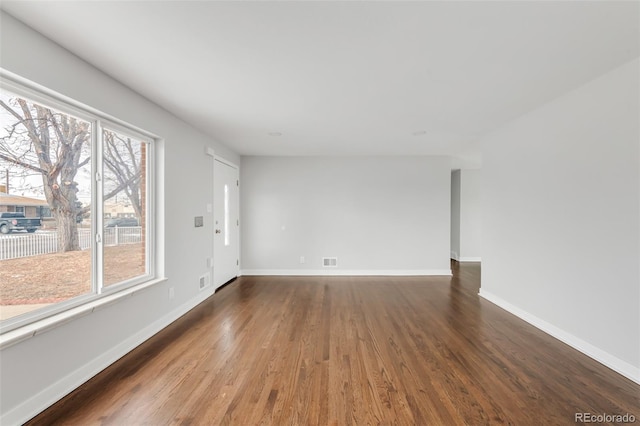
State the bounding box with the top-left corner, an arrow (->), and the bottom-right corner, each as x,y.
575,412 -> 636,423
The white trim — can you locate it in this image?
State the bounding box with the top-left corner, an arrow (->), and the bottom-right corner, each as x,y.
146,138 -> 157,286
208,147 -> 215,282
214,155 -> 239,170
450,251 -> 459,261
100,120 -> 153,146
0,278 -> 167,350
93,120 -> 104,295
478,289 -> 640,385
213,157 -> 240,287
459,257 -> 481,262
0,284 -> 215,426
240,269 -> 452,277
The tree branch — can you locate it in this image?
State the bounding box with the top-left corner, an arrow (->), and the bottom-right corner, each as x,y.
77,156 -> 91,169
0,152 -> 47,174
104,172 -> 141,201
0,100 -> 43,150
78,172 -> 141,216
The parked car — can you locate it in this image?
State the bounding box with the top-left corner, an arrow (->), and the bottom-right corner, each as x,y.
0,212 -> 42,234
106,217 -> 139,227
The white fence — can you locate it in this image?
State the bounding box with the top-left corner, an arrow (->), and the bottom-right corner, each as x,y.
103,226 -> 142,247
0,227 -> 142,261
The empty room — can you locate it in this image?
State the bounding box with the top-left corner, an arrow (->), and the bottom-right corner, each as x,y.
0,1 -> 638,425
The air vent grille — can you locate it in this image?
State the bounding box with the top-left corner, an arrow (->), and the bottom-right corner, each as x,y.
199,273 -> 210,290
322,257 -> 338,267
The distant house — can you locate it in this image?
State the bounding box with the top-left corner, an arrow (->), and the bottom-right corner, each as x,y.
104,202 -> 137,219
0,186 -> 128,226
0,191 -> 51,219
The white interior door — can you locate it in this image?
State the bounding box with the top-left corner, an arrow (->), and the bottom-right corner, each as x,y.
213,158 -> 239,289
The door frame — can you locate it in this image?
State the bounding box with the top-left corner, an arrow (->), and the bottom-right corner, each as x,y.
213,155 -> 240,287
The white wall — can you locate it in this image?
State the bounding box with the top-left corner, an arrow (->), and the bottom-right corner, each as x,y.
450,169 -> 481,261
459,169 -> 481,261
0,12 -> 240,424
480,58 -> 640,383
241,156 -> 451,275
450,170 -> 461,259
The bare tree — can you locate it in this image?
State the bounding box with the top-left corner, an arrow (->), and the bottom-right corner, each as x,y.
0,95 -> 142,252
103,130 -> 143,220
0,98 -> 91,251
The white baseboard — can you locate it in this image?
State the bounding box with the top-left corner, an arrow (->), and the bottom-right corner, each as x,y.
240,269 -> 452,277
1,288 -> 216,426
450,251 -> 459,260
479,289 -> 640,385
459,257 -> 481,262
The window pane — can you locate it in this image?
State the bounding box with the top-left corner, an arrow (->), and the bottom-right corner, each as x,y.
102,128 -> 147,287
0,89 -> 93,321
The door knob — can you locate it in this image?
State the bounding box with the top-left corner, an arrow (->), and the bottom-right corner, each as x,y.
215,229 -> 221,234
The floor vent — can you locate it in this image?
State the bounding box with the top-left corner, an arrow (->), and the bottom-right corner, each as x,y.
322,257 -> 338,267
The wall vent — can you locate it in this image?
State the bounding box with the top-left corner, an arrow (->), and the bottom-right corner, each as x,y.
199,273 -> 210,290
322,257 -> 338,267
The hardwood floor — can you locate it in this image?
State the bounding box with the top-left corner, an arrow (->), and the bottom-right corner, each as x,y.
27,262 -> 639,425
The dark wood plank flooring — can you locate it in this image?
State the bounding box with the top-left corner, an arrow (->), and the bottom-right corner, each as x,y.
26,262 -> 640,425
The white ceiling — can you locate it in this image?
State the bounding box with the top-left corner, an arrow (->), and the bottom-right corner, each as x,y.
1,1 -> 639,167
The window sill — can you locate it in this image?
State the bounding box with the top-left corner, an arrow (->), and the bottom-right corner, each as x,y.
0,277 -> 167,350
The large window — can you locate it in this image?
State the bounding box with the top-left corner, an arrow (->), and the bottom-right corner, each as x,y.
0,79 -> 155,332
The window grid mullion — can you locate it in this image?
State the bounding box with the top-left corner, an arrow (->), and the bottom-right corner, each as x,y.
94,120 -> 104,295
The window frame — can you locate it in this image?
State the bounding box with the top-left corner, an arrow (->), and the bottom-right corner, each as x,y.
0,73 -> 159,335
98,122 -> 155,293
